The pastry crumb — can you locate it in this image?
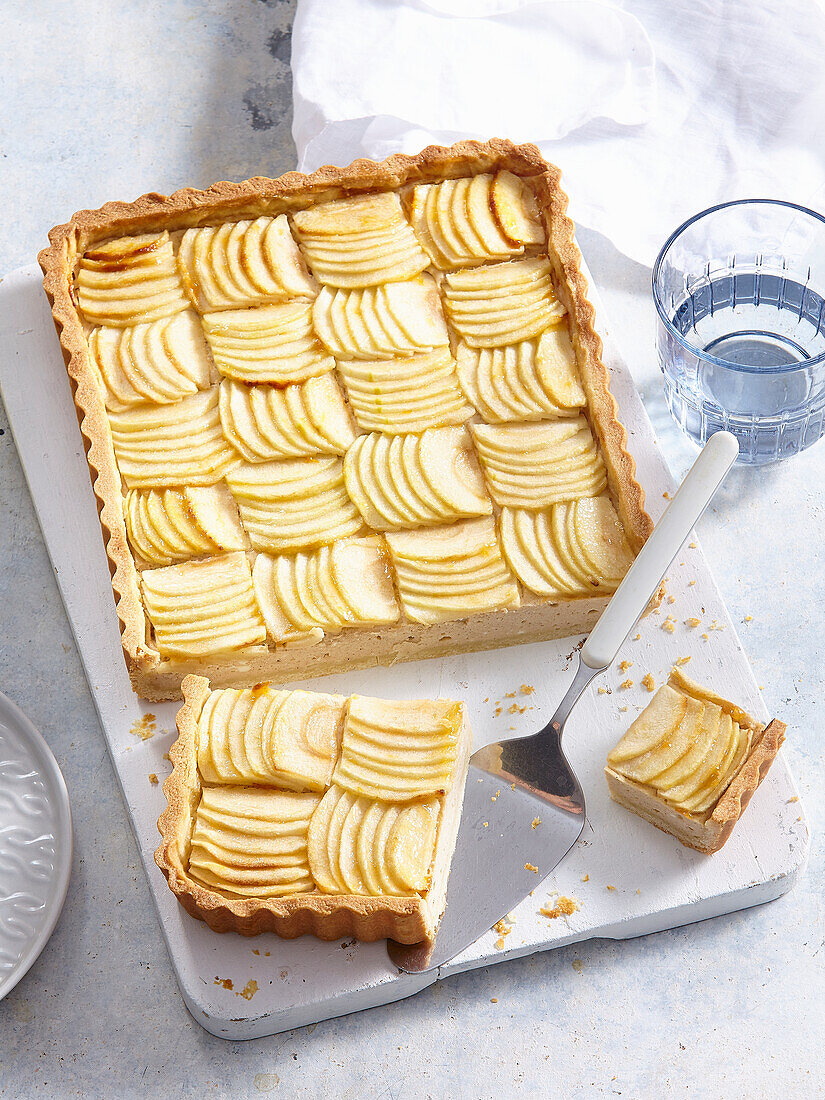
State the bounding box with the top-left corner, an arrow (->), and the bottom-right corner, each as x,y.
619,660 -> 633,672
787,796 -> 799,803
520,684 -> 535,695
504,691 -> 516,699
531,817 -> 541,829
675,655 -> 692,666
582,874 -> 589,882
162,751 -> 172,762
491,790 -> 500,801
641,673 -> 655,692
606,884 -> 616,891
686,617 -> 701,628
662,616 -> 677,633
688,580 -> 696,587
744,615 -> 753,622
540,895 -> 579,920
148,773 -> 158,785
701,632 -> 710,640
490,997 -> 498,1003
525,863 -> 539,874
620,679 -> 633,689
667,595 -> 676,604
130,714 -> 156,741
689,541 -> 697,548
238,979 -> 258,1001
571,958 -> 583,973
663,491 -> 671,499
482,821 -> 489,827
597,686 -> 610,695
618,705 -> 628,712
633,633 -> 641,641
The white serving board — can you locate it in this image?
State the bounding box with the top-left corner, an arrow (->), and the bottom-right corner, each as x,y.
0,264 -> 809,1040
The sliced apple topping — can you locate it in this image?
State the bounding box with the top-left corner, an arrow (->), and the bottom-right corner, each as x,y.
334,695 -> 463,801
291,192 -> 430,288
344,427 -> 491,531
201,301 -> 335,384
607,672 -> 758,815
500,495 -> 633,598
307,785 -> 440,896
385,517 -> 520,625
252,536 -> 400,642
140,552 -> 266,658
408,171 -> 544,270
189,785 -> 321,898
336,348 -> 473,434
442,258 -> 566,347
177,215 -> 316,312
471,416 -> 607,508
197,684 -> 346,791
109,388 -> 238,488
456,326 -> 585,424
226,457 -> 362,553
312,275 -> 449,359
88,311 -> 214,412
124,484 -> 247,567
219,373 -> 358,463
77,232 -> 189,327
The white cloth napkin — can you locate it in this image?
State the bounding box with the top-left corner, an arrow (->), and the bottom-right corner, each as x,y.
291,0 -> 825,266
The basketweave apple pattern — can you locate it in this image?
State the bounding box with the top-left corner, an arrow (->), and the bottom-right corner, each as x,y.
76,171 -> 633,661
185,684 -> 461,900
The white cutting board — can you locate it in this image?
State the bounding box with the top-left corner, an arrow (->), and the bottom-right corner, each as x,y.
0,264 -> 809,1040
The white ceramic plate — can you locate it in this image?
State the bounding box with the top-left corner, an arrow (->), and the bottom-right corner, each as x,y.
0,690 -> 72,1001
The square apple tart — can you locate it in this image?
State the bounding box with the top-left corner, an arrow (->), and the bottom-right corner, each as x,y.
605,667 -> 786,853
40,139 -> 653,700
155,675 -> 471,942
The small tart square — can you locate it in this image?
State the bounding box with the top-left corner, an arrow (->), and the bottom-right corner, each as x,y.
108,387 -> 238,489
334,696 -> 463,801
385,517 -> 520,625
408,171 -> 544,270
177,216 -> 316,312
76,232 -> 189,327
442,258 -> 565,347
471,416 -> 607,509
292,192 -> 430,288
201,302 -> 335,384
88,311 -> 214,412
336,348 -> 473,434
197,685 -> 346,791
307,784 -> 440,896
189,785 -> 320,898
605,667 -> 786,853
226,457 -> 363,554
141,552 -> 266,659
252,536 -> 400,644
455,327 -> 585,425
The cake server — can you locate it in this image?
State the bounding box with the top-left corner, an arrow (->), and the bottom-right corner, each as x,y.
389,430 -> 739,973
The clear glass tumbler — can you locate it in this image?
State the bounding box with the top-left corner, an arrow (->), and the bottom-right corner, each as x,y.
653,199 -> 825,464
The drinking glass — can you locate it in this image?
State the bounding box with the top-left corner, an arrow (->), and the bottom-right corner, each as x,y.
653,199 -> 825,464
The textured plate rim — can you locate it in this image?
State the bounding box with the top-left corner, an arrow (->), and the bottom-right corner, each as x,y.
0,689 -> 73,1001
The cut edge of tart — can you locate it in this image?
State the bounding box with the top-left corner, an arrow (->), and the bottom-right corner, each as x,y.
40,139 -> 655,701
155,675 -> 472,943
604,666 -> 786,854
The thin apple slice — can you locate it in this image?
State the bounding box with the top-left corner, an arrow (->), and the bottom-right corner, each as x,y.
465,173 -> 515,256
607,686 -> 689,764
491,171 -> 545,246
417,427 -> 492,518
331,537 -> 399,625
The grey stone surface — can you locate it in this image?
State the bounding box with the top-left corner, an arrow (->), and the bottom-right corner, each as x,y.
1,2 -> 822,1096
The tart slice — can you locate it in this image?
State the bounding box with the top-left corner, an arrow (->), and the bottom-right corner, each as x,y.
156,675 -> 471,943
605,667 -> 786,853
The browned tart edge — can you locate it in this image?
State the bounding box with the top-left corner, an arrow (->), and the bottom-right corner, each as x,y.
154,674 -> 471,942
39,138 -> 655,697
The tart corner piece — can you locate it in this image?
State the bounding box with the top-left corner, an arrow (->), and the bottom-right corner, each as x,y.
155,676 -> 472,943
604,666 -> 786,854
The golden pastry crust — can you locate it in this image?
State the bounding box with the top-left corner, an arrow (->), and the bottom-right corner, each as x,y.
40,139 -> 654,700
155,675 -> 471,942
605,668 -> 786,854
